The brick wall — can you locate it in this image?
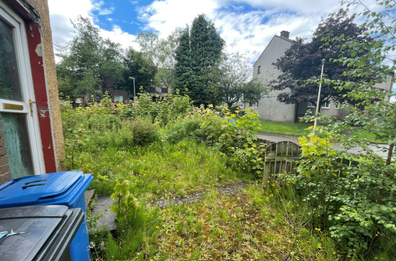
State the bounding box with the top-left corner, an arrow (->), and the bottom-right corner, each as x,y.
0,114 -> 11,185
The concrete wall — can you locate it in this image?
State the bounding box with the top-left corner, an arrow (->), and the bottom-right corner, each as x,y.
24,0 -> 65,170
253,35 -> 296,122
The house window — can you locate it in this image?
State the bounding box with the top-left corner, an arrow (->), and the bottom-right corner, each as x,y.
0,3 -> 45,178
114,95 -> 123,102
322,101 -> 330,109
257,65 -> 261,75
307,101 -> 330,109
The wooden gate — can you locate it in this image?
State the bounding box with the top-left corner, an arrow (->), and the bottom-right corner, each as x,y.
261,141 -> 301,185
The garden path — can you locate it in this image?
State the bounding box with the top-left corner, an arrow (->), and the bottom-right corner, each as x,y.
87,183 -> 249,233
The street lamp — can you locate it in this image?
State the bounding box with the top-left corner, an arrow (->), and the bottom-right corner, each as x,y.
129,77 -> 136,102
313,59 -> 325,132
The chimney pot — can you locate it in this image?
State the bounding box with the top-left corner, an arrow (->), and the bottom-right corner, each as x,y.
280,30 -> 290,39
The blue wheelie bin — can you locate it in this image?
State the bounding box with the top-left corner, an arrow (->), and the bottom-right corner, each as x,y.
0,171 -> 93,261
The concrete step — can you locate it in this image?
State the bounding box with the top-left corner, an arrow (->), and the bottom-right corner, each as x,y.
89,195 -> 117,233
84,189 -> 96,210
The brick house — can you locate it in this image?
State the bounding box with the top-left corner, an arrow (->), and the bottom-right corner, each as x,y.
0,0 -> 65,184
253,31 -> 394,123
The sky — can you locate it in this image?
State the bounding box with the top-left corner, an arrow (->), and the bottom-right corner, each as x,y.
47,0 -> 365,63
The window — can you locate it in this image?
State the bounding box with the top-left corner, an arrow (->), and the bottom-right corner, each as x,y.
114,95 -> 123,102
257,65 -> 261,74
322,101 -> 330,109
307,101 -> 330,109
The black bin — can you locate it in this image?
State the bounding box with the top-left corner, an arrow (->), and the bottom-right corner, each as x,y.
0,205 -> 84,261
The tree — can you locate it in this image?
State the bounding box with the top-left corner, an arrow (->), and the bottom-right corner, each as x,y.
121,48 -> 157,96
217,53 -> 267,108
137,29 -> 182,88
173,14 -> 225,106
272,9 -> 374,110
56,16 -> 123,101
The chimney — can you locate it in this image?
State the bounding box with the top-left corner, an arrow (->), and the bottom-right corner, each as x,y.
280,30 -> 290,39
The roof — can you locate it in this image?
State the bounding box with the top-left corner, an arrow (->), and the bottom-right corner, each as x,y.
253,35 -> 294,67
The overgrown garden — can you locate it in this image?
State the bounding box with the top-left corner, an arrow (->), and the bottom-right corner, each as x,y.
59,1 -> 396,260
61,90 -> 395,260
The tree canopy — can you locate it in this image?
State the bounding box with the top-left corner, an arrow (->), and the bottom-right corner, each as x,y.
56,16 -> 123,100
121,48 -> 157,95
218,53 -> 267,108
137,29 -> 181,89
173,14 -> 225,106
271,9 -> 374,109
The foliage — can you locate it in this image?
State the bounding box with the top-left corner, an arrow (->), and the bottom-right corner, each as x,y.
56,16 -> 123,101
130,119 -> 158,146
62,92 -> 344,260
137,29 -> 182,88
287,131 -> 396,259
217,52 -> 268,108
120,48 -> 157,95
173,14 -> 225,106
271,9 -> 374,109
110,178 -> 141,224
311,2 -> 396,257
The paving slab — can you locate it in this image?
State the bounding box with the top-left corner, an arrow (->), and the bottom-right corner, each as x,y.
89,195 -> 117,233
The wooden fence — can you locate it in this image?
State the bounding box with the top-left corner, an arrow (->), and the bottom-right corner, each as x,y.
259,139 -> 302,185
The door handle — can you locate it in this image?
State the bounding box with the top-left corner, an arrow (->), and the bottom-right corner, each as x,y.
29,99 -> 36,117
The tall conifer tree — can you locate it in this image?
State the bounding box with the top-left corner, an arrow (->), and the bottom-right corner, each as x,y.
173,14 -> 224,106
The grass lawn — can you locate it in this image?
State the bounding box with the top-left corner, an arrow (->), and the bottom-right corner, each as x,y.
259,120 -> 384,143
259,120 -> 312,136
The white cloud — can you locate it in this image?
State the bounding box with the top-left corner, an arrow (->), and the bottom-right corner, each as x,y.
92,1 -> 115,15
138,0 -> 220,37
99,26 -> 139,50
48,0 -> 137,58
48,0 -> 93,45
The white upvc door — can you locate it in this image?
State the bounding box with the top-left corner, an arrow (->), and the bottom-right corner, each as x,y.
0,2 -> 45,178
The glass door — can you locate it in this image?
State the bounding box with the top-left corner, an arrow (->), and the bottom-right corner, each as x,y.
0,5 -> 44,178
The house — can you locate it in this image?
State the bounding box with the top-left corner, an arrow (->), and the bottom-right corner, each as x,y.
253,31 -> 394,123
0,0 -> 65,184
253,31 -> 296,122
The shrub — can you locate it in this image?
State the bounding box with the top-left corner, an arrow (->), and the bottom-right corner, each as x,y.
165,118 -> 204,144
288,130 -> 396,259
131,119 -> 158,146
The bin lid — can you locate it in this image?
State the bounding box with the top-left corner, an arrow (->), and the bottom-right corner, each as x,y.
0,205 -> 83,261
0,171 -> 83,207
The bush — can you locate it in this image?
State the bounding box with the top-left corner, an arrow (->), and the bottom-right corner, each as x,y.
165,118 -> 204,144
288,131 -> 396,259
131,119 -> 158,146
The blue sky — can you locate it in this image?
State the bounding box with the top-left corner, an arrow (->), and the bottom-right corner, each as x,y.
47,0 -> 372,63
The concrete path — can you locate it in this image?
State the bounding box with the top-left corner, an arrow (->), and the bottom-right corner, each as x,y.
257,133 -> 390,159
88,194 -> 117,233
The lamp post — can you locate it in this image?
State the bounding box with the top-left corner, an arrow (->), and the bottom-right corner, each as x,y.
129,77 -> 136,102
313,59 -> 325,132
